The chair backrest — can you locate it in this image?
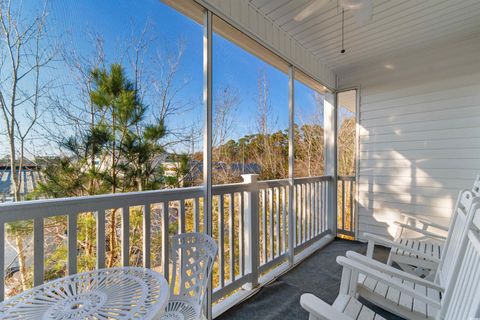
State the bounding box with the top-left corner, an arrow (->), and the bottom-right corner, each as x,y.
169,232 -> 218,307
440,199 -> 480,319
473,174 -> 480,196
437,190 -> 477,287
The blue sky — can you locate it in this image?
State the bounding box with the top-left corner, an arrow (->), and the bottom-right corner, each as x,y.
1,0 -> 327,156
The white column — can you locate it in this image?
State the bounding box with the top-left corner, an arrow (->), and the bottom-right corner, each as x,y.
203,9 -> 213,320
242,174 -> 259,289
287,66 -> 295,266
324,92 -> 337,234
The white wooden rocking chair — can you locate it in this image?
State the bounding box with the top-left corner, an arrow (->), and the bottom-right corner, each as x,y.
301,195 -> 480,320
364,176 -> 480,279
160,232 -> 217,320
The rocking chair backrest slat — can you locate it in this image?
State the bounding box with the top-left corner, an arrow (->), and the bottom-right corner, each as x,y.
473,175 -> 480,196
441,202 -> 480,320
437,190 -> 477,287
169,232 -> 218,307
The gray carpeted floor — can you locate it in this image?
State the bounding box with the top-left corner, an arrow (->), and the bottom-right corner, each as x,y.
218,238 -> 405,320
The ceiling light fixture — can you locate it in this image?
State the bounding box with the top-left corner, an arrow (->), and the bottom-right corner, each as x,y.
384,64 -> 395,70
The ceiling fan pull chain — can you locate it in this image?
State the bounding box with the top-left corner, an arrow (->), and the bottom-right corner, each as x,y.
341,8 -> 346,54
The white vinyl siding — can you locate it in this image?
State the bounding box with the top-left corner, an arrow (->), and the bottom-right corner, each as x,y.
339,34 -> 480,239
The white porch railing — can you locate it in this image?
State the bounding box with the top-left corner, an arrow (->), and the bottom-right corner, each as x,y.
0,174 -> 334,312
337,176 -> 356,238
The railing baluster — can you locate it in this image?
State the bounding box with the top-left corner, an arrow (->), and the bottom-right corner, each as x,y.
342,179 -> 346,231
313,182 -> 317,237
350,180 -> 354,233
319,182 -> 323,233
33,217 -> 44,286
229,192 -> 235,282
269,188 -> 274,260
121,206 -> 130,267
68,213 -> 77,275
218,195 -> 225,288
282,186 -> 287,254
302,184 -> 306,243
96,209 -> 106,269
242,174 -> 259,290
194,197 -> 200,232
161,202 -> 169,279
143,204 -> 151,269
275,187 -> 280,257
303,183 -> 310,240
307,183 -> 311,239
312,182 -> 315,237
314,183 -> 317,237
325,181 -> 328,232
305,183 -> 313,240
317,182 -> 321,235
297,185 -> 301,245
0,222 -> 4,301
179,200 -> 185,234
319,182 -> 323,232
324,181 -> 328,232
239,192 -> 245,276
262,190 -> 267,263
320,181 -> 326,232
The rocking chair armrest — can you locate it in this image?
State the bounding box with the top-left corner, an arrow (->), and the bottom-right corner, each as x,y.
346,251 -> 444,292
300,293 -> 353,320
336,256 -> 442,308
393,222 -> 447,241
363,233 -> 441,263
364,232 -> 398,248
401,214 -> 449,232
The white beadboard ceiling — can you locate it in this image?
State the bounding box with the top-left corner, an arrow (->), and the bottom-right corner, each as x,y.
249,0 -> 480,73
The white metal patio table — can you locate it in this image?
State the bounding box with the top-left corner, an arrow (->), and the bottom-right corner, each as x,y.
0,267 -> 169,320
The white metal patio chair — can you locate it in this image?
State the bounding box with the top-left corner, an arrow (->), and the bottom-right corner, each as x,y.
300,195 -> 480,320
160,233 -> 217,320
364,177 -> 480,278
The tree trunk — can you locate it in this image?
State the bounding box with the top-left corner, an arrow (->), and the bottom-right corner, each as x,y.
107,209 -> 117,267
9,140 -> 20,201
15,236 -> 28,291
111,109 -> 116,194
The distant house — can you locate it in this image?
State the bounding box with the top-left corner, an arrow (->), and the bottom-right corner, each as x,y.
0,164 -> 45,202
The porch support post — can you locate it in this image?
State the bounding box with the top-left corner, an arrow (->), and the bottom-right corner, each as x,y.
287,65 -> 295,266
324,92 -> 337,235
242,174 -> 259,290
203,9 -> 213,320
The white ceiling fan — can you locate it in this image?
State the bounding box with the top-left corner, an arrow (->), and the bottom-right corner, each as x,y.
294,0 -> 373,26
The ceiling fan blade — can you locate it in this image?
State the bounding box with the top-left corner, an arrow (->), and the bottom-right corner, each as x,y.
294,0 -> 331,22
352,0 -> 373,26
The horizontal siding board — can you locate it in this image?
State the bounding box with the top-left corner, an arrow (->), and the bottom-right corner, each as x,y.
359,168 -> 477,180
358,192 -> 455,209
358,183 -> 461,198
361,105 -> 480,128
358,202 -> 452,218
363,116 -> 480,135
360,149 -> 480,160
358,175 -> 474,189
361,94 -> 480,120
360,127 -> 480,144
360,81 -> 480,110
360,138 -> 480,152
359,159 -> 480,170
